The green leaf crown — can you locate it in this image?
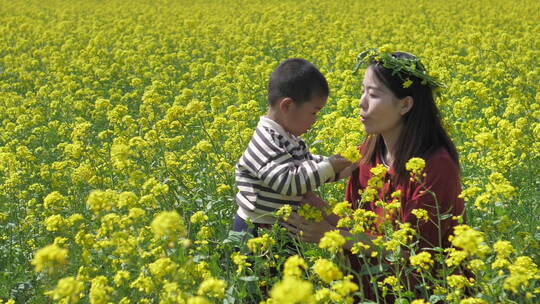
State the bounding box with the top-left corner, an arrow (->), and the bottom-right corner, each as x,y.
353,48 -> 445,89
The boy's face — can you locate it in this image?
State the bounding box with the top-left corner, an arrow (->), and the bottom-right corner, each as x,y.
285,95 -> 327,136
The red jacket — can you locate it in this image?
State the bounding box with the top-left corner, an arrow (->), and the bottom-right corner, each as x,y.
344,147 -> 466,301
345,147 -> 465,249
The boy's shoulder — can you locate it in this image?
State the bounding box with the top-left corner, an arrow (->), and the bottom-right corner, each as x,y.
256,117 -> 286,142
261,125 -> 283,141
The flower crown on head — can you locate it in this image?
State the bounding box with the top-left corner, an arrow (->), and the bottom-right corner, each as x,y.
352,47 -> 446,89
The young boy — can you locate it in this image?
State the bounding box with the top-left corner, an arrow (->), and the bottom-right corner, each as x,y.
232,58 -> 352,235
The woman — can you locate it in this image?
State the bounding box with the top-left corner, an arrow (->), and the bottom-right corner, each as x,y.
282,49 -> 465,300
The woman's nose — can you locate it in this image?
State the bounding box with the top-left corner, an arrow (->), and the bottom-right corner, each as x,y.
359,96 -> 367,110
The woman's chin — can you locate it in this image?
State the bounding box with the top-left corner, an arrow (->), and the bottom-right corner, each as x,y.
363,127 -> 375,135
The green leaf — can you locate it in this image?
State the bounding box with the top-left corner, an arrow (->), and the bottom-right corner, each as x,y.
400,291 -> 415,299
385,250 -> 400,262
223,230 -> 251,245
494,204 -> 506,216
238,276 -> 259,282
359,263 -> 387,276
440,213 -> 453,220
429,294 -> 446,303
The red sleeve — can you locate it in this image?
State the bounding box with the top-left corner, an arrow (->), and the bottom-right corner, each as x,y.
401,150 -> 465,249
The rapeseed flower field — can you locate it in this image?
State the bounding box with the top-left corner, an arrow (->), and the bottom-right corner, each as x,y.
0,0 -> 539,303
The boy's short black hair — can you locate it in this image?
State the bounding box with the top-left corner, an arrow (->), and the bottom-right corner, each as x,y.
267,58 -> 329,106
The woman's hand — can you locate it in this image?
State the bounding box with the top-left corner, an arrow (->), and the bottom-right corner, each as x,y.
281,212 -> 335,243
301,191 -> 327,210
301,192 -> 340,227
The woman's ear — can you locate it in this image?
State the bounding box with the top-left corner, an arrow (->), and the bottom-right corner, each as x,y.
278,97 -> 294,114
400,96 -> 414,115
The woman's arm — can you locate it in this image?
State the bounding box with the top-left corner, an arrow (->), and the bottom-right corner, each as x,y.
301,191 -> 340,226
281,212 -> 378,255
401,152 -> 465,250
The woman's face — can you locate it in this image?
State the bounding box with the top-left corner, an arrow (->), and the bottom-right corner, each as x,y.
359,66 -> 406,137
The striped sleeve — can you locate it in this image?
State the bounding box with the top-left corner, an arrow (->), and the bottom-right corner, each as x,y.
307,153 -> 339,182
307,153 -> 326,162
239,126 -> 335,196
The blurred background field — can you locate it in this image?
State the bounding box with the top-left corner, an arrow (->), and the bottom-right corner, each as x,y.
0,0 -> 539,302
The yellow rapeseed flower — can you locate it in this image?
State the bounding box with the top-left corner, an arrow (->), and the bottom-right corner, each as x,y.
411,208 -> 429,222
149,257 -> 178,280
402,78 -> 413,88
503,256 -> 540,293
283,255 -> 308,278
187,296 -> 210,304
247,233 -> 275,253
405,157 -> 426,176
31,244 -> 68,273
312,258 -> 343,283
447,274 -> 474,289
231,252 -> 251,274
331,276 -> 359,296
43,191 -> 67,211
89,276 -> 113,304
339,146 -> 361,162
297,204 -> 323,222
332,201 -> 352,217
86,190 -> 117,214
409,251 -> 434,271
269,275 -> 315,304
460,298 -> 488,304
151,210 -> 186,240
113,270 -> 130,287
45,276 -> 84,303
44,214 -> 66,232
493,240 -> 514,258
445,248 -> 469,267
197,277 -> 226,299
318,230 -> 345,253
449,225 -> 488,257
275,205 -> 292,221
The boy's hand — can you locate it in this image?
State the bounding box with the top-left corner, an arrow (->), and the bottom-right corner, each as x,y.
328,154 -> 352,173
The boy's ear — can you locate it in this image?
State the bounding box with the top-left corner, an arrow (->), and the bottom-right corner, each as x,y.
278,97 -> 294,113
400,96 -> 414,115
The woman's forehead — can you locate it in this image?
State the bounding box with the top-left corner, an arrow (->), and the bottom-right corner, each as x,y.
362,68 -> 384,90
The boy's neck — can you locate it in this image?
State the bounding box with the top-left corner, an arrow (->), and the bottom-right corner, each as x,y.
265,109 -> 290,133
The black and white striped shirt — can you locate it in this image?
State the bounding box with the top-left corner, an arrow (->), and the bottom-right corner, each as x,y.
235,116 -> 336,224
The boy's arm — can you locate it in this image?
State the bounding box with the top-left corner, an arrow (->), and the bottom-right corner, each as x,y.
306,152 -> 326,163
256,153 -> 334,196
255,154 -> 350,196
240,127 -> 335,196
308,152 -> 358,182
